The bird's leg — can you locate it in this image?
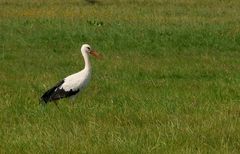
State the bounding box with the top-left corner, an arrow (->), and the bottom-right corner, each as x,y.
53,101 -> 60,109
39,102 -> 46,112
69,96 -> 76,103
69,96 -> 77,108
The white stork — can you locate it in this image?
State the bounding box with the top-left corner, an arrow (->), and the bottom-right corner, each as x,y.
40,44 -> 100,104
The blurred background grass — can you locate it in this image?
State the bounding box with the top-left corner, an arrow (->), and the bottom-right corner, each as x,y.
0,0 -> 240,153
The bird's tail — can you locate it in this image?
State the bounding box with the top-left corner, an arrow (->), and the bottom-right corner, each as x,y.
40,80 -> 64,105
40,88 -> 55,104
40,89 -> 55,104
39,95 -> 49,105
39,96 -> 48,105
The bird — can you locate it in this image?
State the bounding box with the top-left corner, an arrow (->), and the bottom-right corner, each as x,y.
40,44 -> 100,105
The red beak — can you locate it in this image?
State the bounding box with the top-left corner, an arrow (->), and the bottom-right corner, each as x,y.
90,50 -> 101,59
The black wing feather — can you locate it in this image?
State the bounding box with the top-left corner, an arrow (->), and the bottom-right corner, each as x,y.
41,80 -> 64,103
40,80 -> 80,104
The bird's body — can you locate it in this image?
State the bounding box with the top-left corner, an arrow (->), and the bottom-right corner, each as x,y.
61,68 -> 91,92
40,44 -> 100,104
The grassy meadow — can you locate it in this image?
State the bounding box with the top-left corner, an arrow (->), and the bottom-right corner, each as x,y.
1,0 -> 240,153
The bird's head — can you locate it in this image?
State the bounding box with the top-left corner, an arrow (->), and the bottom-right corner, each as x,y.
81,44 -> 101,58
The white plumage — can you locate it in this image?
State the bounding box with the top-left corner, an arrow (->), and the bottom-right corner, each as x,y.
41,44 -> 100,104
60,69 -> 91,92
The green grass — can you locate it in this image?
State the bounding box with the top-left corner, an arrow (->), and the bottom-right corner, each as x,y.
1,0 -> 240,153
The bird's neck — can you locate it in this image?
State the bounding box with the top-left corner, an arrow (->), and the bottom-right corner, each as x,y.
82,51 -> 91,70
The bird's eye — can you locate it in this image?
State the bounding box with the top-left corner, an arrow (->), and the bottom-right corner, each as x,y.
87,47 -> 90,50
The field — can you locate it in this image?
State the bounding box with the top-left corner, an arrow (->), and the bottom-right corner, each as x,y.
1,0 -> 240,153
